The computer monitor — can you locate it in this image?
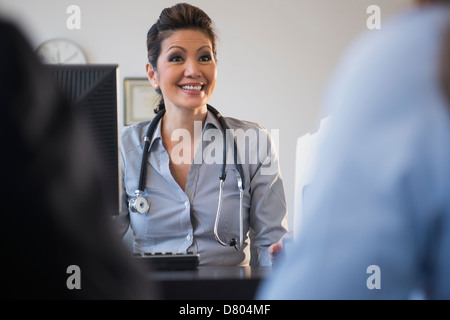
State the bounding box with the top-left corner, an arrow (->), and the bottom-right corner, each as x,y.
44,64 -> 120,215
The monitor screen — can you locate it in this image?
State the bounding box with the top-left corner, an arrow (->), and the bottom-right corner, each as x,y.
44,64 -> 120,215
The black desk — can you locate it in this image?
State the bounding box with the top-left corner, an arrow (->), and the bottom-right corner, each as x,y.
148,266 -> 271,300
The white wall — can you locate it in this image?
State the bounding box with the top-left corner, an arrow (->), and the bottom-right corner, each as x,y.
0,0 -> 415,228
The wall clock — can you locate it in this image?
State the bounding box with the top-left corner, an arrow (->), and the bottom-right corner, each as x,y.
36,38 -> 88,64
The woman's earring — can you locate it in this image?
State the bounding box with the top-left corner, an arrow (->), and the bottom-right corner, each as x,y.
154,83 -> 159,90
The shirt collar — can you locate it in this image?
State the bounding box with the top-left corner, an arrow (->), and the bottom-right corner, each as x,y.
204,108 -> 221,130
144,109 -> 222,150
142,117 -> 163,151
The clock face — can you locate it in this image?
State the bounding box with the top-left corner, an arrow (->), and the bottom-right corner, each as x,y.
36,39 -> 87,64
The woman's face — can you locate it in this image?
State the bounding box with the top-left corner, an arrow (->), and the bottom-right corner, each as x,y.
147,29 -> 217,113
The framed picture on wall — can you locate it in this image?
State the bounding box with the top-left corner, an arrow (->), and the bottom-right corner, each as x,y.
124,78 -> 160,125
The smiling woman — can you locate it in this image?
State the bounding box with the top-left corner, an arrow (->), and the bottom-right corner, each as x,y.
146,3 -> 218,114
115,3 -> 288,267
147,29 -> 217,114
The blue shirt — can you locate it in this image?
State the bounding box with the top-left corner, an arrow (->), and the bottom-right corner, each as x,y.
115,110 -> 287,266
258,5 -> 450,299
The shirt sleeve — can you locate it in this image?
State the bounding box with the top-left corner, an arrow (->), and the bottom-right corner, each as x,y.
111,126 -> 131,238
248,127 -> 288,266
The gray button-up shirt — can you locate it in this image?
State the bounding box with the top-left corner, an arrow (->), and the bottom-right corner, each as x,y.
116,110 -> 287,266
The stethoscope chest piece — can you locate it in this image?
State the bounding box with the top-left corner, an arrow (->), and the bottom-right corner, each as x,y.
129,191 -> 150,214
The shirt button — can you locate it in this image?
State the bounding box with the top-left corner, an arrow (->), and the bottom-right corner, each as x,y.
186,234 -> 191,241
184,201 -> 189,208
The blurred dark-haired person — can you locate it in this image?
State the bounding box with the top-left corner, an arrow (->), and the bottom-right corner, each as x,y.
115,3 -> 287,266
258,1 -> 450,299
0,19 -> 157,299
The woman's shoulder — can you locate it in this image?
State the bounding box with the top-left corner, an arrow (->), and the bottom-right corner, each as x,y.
121,120 -> 151,136
222,117 -> 275,144
120,120 -> 151,149
223,116 -> 267,132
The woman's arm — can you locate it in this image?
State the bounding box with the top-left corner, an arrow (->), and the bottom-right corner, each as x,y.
248,127 -> 288,266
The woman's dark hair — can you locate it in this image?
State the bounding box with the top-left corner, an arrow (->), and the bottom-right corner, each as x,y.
147,3 -> 218,113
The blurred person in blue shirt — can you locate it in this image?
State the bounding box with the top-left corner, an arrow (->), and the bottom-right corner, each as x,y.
258,0 -> 450,299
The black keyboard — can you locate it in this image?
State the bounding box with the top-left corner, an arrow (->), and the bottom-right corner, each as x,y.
133,252 -> 200,271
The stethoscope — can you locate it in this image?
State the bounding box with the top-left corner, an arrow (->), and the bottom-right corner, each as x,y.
129,104 -> 245,250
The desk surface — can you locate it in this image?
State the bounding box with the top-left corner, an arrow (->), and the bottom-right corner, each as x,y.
148,266 -> 271,300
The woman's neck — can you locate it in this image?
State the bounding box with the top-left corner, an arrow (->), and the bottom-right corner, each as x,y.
162,104 -> 208,137
160,104 -> 208,191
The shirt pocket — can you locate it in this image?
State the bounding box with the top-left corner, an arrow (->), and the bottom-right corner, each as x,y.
129,208 -> 151,238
